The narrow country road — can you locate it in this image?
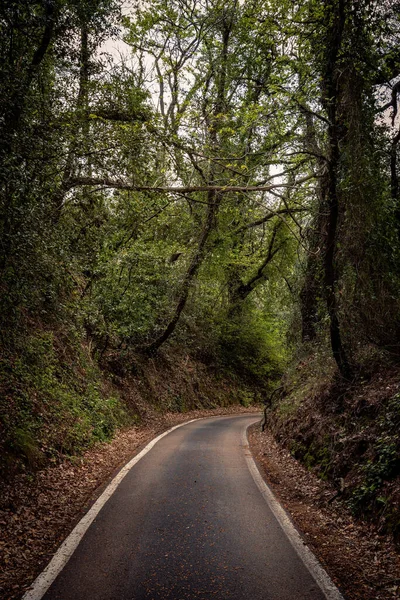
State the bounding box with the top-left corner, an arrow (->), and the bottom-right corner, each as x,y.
36,415 -> 334,600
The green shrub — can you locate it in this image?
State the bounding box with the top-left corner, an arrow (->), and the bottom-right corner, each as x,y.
1,330 -> 129,474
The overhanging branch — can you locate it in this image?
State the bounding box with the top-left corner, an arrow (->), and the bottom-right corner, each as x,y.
68,173 -> 318,195
377,80 -> 400,125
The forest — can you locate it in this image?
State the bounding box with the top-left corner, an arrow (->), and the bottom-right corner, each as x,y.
1,0 -> 400,596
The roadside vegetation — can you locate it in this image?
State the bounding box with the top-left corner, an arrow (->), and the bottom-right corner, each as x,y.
1,0 -> 400,547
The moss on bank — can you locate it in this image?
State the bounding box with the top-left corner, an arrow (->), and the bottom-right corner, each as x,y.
0,330 -> 129,477
0,328 -> 262,480
265,352 -> 400,543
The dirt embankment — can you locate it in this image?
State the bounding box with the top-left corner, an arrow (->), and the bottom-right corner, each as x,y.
248,356 -> 400,600
264,359 -> 400,544
249,425 -> 400,600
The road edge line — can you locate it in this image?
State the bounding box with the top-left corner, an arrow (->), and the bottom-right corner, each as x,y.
243,424 -> 345,600
22,418 -> 200,600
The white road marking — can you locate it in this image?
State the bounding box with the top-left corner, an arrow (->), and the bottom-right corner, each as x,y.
22,419 -> 199,600
243,422 -> 345,600
22,414 -> 345,600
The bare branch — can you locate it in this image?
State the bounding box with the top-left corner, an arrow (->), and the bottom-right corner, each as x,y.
235,207 -> 307,233
294,99 -> 331,125
377,80 -> 400,125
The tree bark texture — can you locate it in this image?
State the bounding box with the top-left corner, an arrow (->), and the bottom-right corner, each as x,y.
320,0 -> 353,379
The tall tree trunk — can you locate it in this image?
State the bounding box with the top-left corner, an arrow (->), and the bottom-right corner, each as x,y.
299,106 -> 326,343
300,210 -> 325,343
324,155 -> 352,378
52,22 -> 90,221
392,129 -> 400,241
391,130 -> 400,202
321,0 -> 353,379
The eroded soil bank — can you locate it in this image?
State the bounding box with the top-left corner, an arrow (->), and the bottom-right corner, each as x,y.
248,425 -> 400,600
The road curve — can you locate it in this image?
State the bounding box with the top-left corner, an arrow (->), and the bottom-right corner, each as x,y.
40,415 -> 329,600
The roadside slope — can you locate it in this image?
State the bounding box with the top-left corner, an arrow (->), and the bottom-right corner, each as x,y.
249,425 -> 400,600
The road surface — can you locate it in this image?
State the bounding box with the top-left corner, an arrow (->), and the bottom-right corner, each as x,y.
40,415 -> 332,600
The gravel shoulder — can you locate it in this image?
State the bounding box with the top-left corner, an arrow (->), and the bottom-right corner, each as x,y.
248,425 -> 400,600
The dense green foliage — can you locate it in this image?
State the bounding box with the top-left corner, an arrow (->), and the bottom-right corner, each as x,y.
1,0 -> 400,497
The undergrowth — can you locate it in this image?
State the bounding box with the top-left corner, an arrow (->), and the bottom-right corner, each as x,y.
0,329 -> 130,478
268,350 -> 400,542
0,327 -> 264,480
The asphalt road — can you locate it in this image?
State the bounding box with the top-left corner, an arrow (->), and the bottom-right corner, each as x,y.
42,415 -> 327,600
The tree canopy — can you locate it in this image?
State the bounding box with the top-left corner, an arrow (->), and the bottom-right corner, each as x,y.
1,0 -> 400,458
